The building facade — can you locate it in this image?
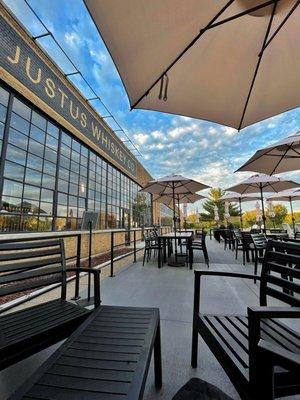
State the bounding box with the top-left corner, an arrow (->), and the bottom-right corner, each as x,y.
0,5 -> 157,232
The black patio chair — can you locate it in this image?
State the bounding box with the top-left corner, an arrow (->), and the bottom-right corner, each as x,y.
251,233 -> 267,283
233,228 -> 243,260
223,229 -> 235,251
189,231 -> 209,268
142,233 -> 163,266
240,231 -> 255,266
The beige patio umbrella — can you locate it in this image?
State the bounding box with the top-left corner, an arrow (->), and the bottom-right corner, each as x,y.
267,189 -> 300,233
220,191 -> 261,229
236,131 -> 300,174
85,0 -> 300,130
226,173 -> 300,231
141,174 -> 209,265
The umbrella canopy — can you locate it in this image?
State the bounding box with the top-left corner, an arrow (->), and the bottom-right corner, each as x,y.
153,192 -> 206,207
85,0 -> 300,130
214,205 -> 220,222
267,189 -> 300,232
226,173 -> 300,231
141,174 -> 209,196
255,201 -> 262,222
220,191 -> 261,229
236,131 -> 300,174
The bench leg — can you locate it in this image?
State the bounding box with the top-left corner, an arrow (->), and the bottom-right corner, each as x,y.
191,321 -> 198,368
154,321 -> 162,389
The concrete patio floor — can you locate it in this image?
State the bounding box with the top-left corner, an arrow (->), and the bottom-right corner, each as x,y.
0,237 -> 298,399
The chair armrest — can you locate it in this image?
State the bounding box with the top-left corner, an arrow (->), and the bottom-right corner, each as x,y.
248,306 -> 300,319
194,270 -> 261,280
193,271 -> 260,315
258,339 -> 300,370
67,268 -> 101,307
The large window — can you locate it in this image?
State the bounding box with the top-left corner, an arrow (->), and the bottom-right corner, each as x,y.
0,84 -> 152,232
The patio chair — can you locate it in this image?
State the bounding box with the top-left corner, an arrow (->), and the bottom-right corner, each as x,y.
251,232 -> 267,283
295,232 -> 300,240
191,239 -> 300,400
142,233 -> 163,266
223,229 -> 235,251
0,238 -> 100,371
233,228 -> 243,260
240,231 -> 255,265
189,231 -> 209,268
282,223 -> 294,238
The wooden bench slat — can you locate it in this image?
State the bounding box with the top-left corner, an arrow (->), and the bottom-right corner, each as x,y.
0,247 -> 62,262
57,356 -> 136,372
0,239 -> 61,251
27,385 -> 126,400
217,317 -> 249,352
0,276 -> 62,297
0,257 -> 62,273
70,342 -> 141,354
0,299 -> 63,322
48,364 -> 133,383
81,326 -> 148,334
66,347 -> 140,362
0,267 -> 63,285
79,334 -> 144,346
261,320 -> 300,352
39,373 -> 131,395
85,327 -> 147,338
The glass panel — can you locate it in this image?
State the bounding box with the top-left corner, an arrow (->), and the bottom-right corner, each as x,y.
58,193 -> 67,205
31,111 -> 46,130
47,121 -> 59,138
55,217 -> 67,231
0,214 -> 20,232
41,188 -> 53,203
0,121 -> 4,140
58,167 -> 69,181
42,174 -> 55,190
23,184 -> 40,201
46,134 -> 58,150
57,205 -> 67,216
43,160 -> 56,176
4,161 -> 25,181
8,128 -> 29,149
61,131 -> 71,146
30,125 -> 46,144
10,113 -> 30,135
0,104 -> 7,123
28,138 -> 44,157
20,215 -> 39,231
25,168 -> 42,186
39,202 -> 53,215
0,87 -> 9,106
3,180 -> 24,198
27,153 -> 43,171
44,147 -> 57,163
1,196 -> 22,212
12,98 -> 31,120
38,217 -> 52,231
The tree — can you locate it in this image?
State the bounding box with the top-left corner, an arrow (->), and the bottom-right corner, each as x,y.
243,210 -> 257,227
200,188 -> 239,222
272,203 -> 288,226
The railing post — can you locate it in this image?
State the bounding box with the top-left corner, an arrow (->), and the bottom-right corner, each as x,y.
73,233 -> 81,300
133,230 -> 137,263
110,231 -> 114,277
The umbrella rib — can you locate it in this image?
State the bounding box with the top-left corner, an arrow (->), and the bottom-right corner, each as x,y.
259,0 -> 300,55
269,143 -> 293,175
235,145 -> 279,171
237,1 -> 278,131
130,0 -> 282,110
130,0 -> 235,110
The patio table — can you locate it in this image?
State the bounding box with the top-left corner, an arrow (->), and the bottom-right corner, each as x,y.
10,305 -> 162,400
157,231 -> 193,268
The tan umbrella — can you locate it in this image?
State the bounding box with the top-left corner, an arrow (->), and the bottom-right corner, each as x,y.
85,0 -> 300,130
226,173 -> 300,231
220,191 -> 261,228
141,174 -> 209,265
267,189 -> 300,232
236,131 -> 300,174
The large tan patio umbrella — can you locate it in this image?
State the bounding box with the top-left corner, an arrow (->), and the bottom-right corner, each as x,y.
226,173 -> 300,231
267,189 -> 300,233
220,192 -> 261,229
84,0 -> 300,130
141,174 -> 209,265
236,131 -> 300,174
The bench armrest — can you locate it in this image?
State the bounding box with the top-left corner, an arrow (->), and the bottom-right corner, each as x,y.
67,268 -> 101,307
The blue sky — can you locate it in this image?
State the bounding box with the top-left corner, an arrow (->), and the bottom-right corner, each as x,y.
4,0 -> 300,212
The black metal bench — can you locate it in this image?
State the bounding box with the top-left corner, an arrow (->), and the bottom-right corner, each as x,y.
191,239 -> 300,400
9,305 -> 162,400
0,238 -> 100,371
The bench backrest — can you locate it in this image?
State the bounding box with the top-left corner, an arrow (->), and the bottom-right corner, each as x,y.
241,231 -> 253,247
251,233 -> 267,249
260,240 -> 300,307
0,238 -> 67,302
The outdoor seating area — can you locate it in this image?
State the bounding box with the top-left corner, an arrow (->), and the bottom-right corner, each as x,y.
1,1 -> 300,399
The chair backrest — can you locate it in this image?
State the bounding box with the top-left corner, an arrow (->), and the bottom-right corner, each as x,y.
259,240 -> 300,307
0,238 -> 67,302
295,232 -> 300,240
241,231 -> 253,247
295,223 -> 300,233
251,233 -> 267,249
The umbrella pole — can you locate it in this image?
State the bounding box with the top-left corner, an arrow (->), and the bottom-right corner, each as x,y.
172,182 -> 178,262
177,194 -> 183,254
260,184 -> 266,232
239,198 -> 243,230
290,197 -> 296,235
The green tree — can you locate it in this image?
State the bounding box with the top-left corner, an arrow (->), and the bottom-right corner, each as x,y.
272,203 -> 288,226
200,188 -> 239,222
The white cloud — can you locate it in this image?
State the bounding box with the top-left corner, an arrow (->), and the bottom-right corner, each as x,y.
133,133 -> 149,145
